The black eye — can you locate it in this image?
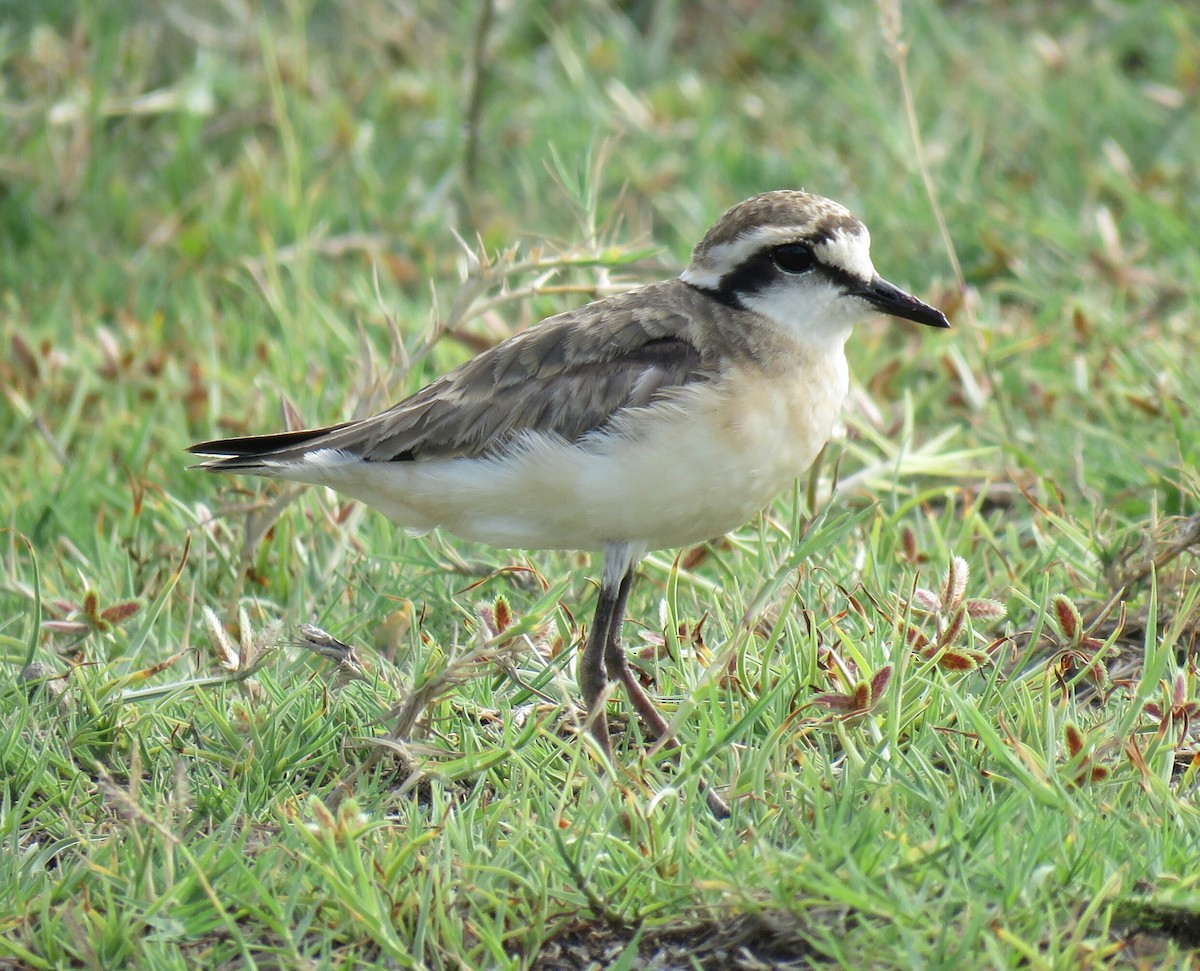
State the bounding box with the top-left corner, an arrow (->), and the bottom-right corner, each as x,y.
771,243 -> 815,274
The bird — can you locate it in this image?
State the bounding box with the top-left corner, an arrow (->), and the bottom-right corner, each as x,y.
189,189 -> 949,806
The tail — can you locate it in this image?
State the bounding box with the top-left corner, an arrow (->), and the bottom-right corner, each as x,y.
187,422 -> 354,474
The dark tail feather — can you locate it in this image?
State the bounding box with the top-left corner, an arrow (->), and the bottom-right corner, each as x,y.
187,422 -> 354,472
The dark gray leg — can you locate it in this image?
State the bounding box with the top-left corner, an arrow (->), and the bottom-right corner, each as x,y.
601,567 -> 674,741
579,573 -> 621,761
580,543 -> 730,819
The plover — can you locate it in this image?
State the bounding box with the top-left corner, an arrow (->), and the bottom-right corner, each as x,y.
190,190 -> 949,807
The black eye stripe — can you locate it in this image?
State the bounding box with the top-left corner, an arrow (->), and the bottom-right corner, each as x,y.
690,246 -> 843,308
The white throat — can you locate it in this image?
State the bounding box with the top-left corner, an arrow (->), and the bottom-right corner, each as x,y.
739,280 -> 860,352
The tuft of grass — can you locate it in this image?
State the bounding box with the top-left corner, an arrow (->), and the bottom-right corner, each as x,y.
2,1 -> 1199,967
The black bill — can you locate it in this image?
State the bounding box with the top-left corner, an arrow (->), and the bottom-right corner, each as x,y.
855,274 -> 950,328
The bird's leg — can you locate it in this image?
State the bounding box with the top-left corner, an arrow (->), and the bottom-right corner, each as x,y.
579,574 -> 620,762
582,545 -> 731,819
602,564 -> 733,821
580,562 -> 672,758
601,567 -> 674,742
580,543 -> 643,761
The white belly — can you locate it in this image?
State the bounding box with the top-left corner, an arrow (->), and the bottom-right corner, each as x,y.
296,354 -> 849,553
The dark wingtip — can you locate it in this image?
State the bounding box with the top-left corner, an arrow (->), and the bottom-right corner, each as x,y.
186,440 -> 223,457
185,424 -> 351,460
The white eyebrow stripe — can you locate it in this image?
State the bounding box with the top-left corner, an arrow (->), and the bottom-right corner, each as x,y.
680,227 -> 809,289
694,226 -> 814,274
813,227 -> 875,280
679,265 -> 723,289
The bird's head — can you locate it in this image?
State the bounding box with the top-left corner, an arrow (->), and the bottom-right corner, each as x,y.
681,189 -> 950,346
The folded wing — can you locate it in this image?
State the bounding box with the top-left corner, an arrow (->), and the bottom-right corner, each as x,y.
189,282 -> 715,471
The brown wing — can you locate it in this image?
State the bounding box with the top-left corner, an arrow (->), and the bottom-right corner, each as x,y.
341,281 -> 711,461
190,280 -> 718,468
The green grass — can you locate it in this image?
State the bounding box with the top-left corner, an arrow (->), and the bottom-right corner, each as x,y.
3,1 -> 1200,967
